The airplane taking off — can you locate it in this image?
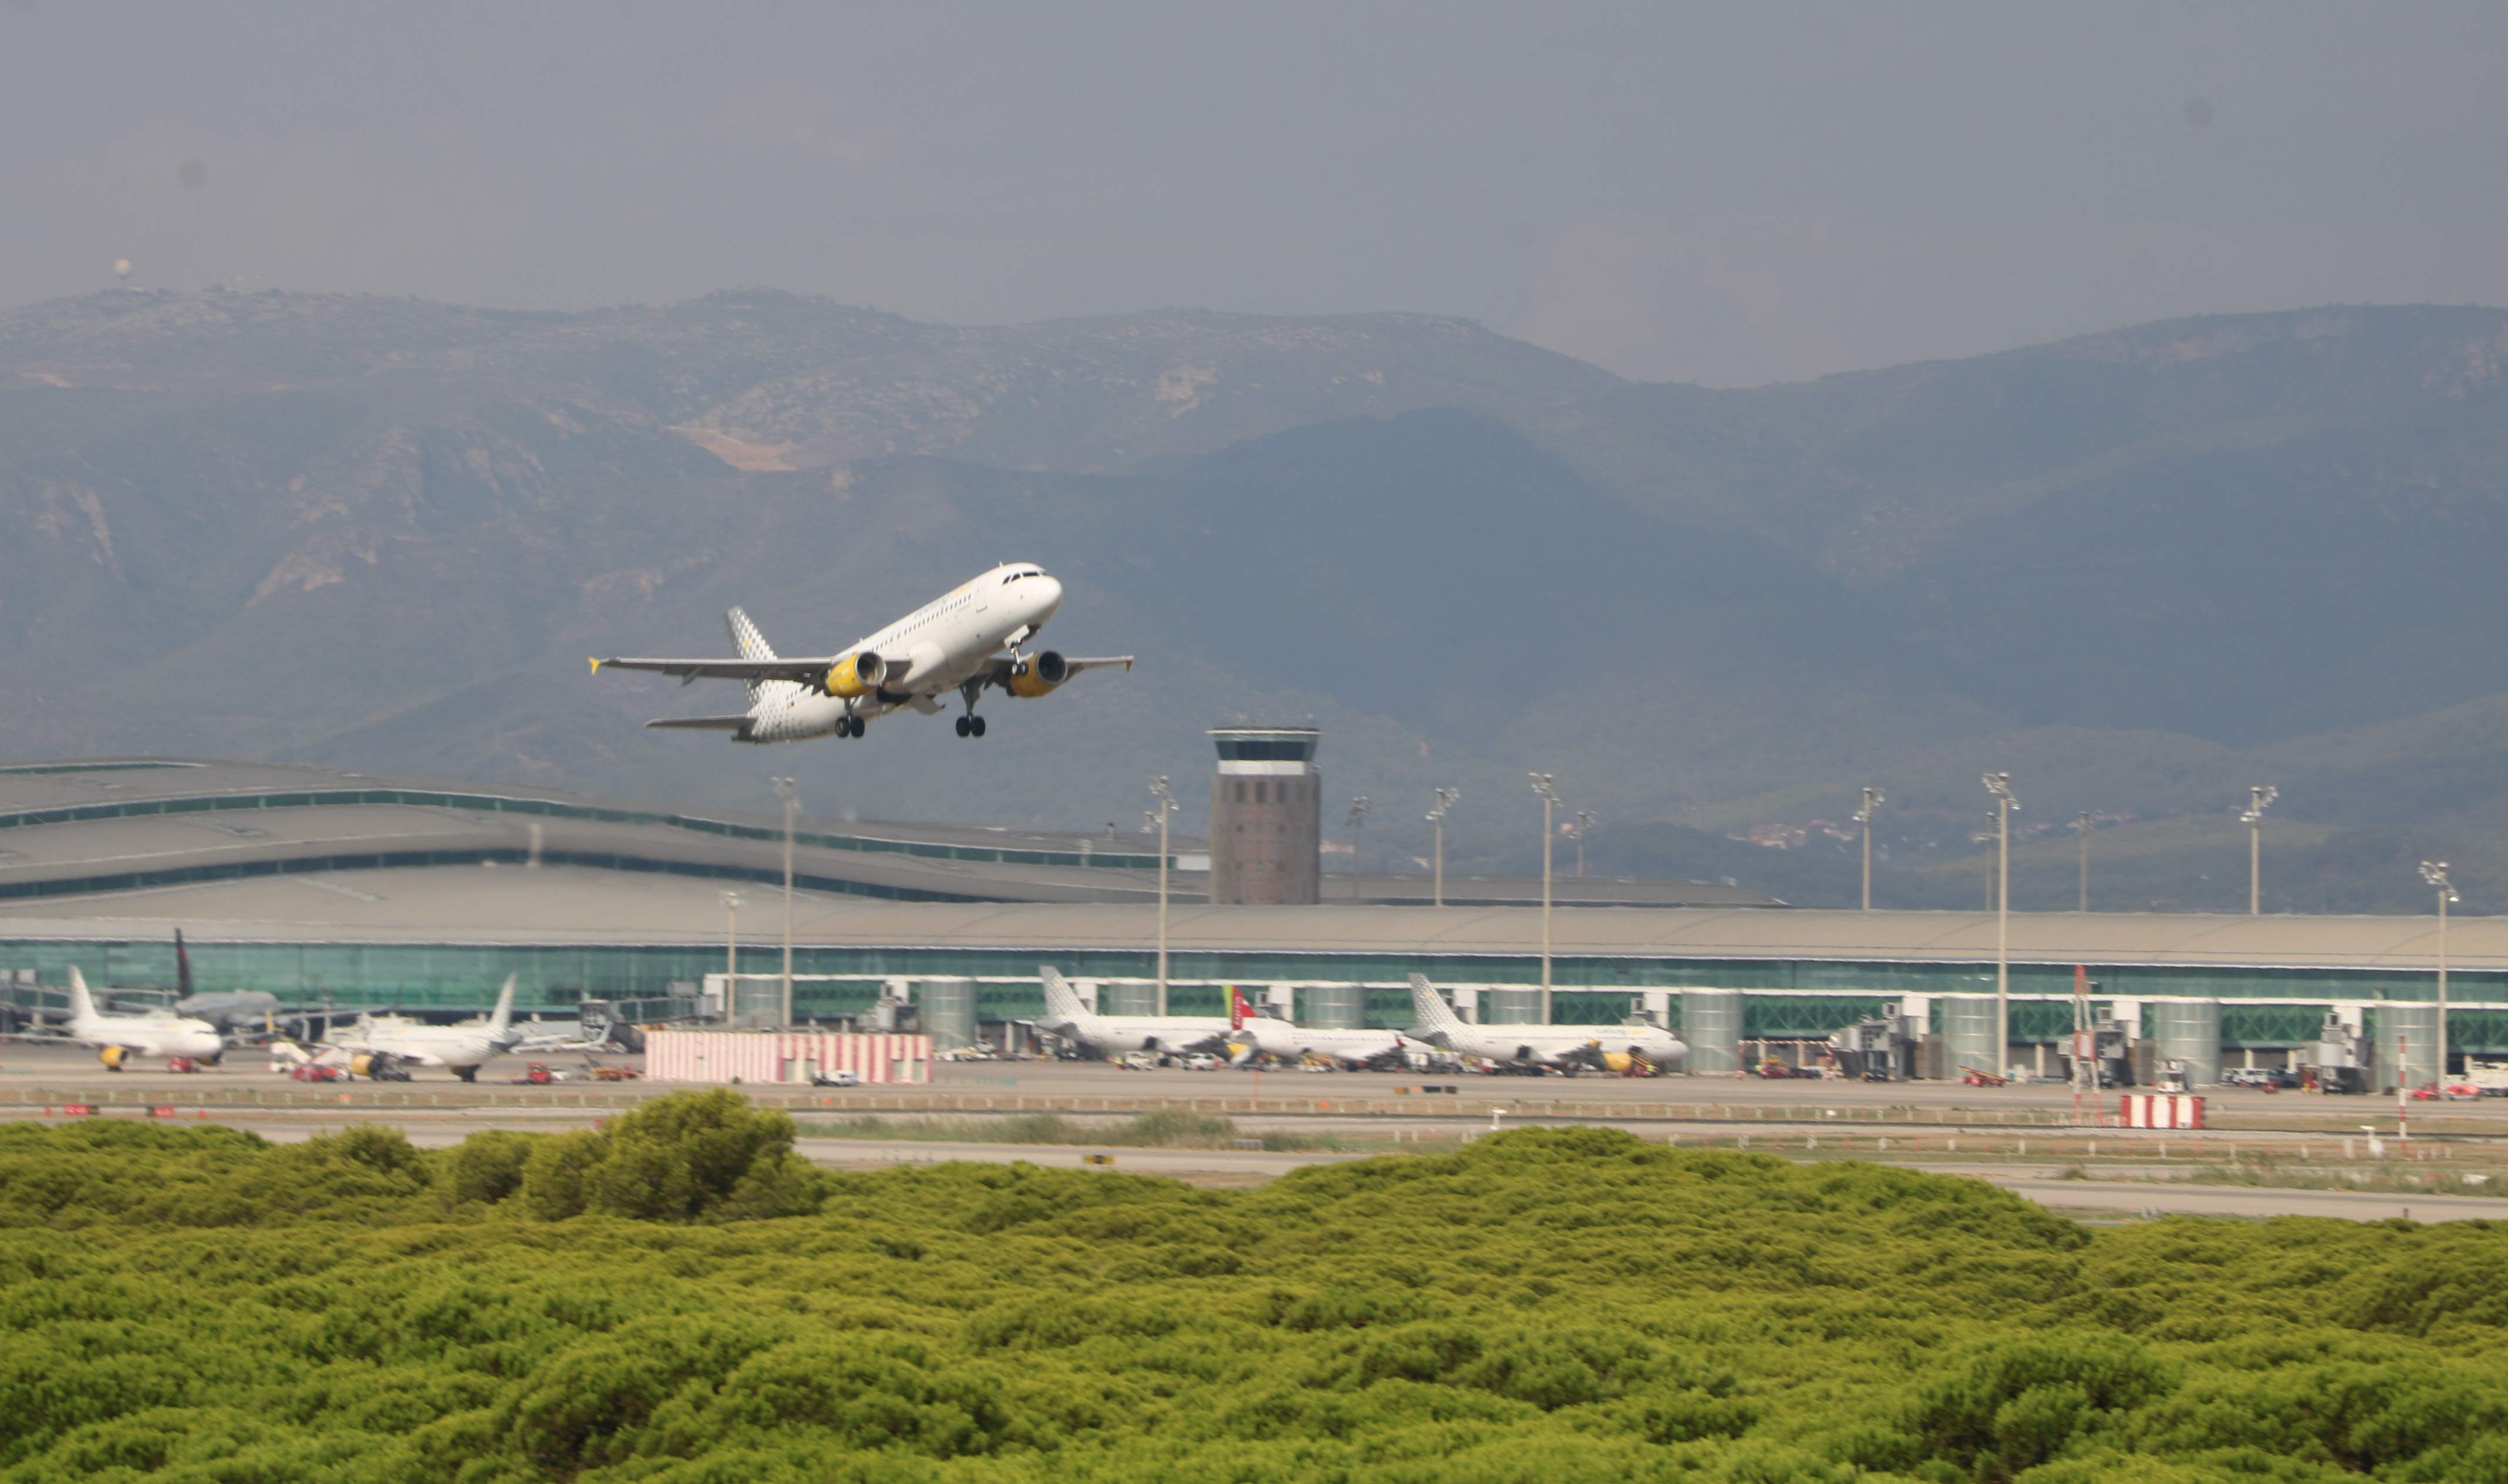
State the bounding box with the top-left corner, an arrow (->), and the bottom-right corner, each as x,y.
592,564 -> 1132,743
1405,974 -> 1685,1075
279,976 -> 522,1081
1224,986 -> 1411,1069
1029,966 -> 1234,1058
61,966 -> 225,1068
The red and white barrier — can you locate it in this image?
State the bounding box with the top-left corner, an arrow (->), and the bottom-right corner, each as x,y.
2120,1093 -> 2204,1129
645,1030 -> 931,1085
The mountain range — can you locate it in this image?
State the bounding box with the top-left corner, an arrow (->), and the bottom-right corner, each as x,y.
4,288 -> 2506,913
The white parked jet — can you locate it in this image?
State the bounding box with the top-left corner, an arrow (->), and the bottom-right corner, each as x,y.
592,564 -> 1132,743
285,976 -> 522,1082
1405,974 -> 1685,1075
1030,966 -> 1233,1058
57,966 -> 227,1068
1224,986 -> 1410,1070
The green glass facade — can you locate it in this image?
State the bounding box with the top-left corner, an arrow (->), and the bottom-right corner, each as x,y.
6,934 -> 2500,1045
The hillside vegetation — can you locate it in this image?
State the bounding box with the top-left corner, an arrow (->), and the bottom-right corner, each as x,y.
3,1094 -> 2506,1482
6,291 -> 2508,908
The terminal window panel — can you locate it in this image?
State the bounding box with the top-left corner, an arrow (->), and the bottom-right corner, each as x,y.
1744,996 -> 1891,1038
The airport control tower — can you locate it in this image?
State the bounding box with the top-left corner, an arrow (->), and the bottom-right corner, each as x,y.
1208,726 -> 1322,905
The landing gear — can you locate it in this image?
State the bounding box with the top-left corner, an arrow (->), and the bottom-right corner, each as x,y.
452,1064 -> 477,1083
838,714 -> 864,738
955,715 -> 988,738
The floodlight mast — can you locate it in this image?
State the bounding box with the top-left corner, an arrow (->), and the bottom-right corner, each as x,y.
1427,788 -> 1460,908
1150,775 -> 1175,1016
1532,773 -> 1559,1022
1983,773 -> 2018,1081
770,777 -> 798,1027
1853,788 -> 1883,910
1346,795 -> 1371,902
720,890 -> 742,1013
2421,861 -> 2458,1085
2241,785 -> 2278,915
2074,811 -> 2092,913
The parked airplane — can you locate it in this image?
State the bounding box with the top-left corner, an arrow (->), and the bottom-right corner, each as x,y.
1030,966 -> 1233,1057
168,930 -> 281,1033
592,564 -> 1132,743
1405,974 -> 1685,1075
62,966 -> 226,1068
279,976 -> 522,1081
1224,986 -> 1411,1070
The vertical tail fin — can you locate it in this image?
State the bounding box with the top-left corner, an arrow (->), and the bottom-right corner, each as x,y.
176,930 -> 193,1000
1406,973 -> 1464,1035
1228,985 -> 1252,1030
66,965 -> 99,1028
726,606 -> 778,707
486,974 -> 517,1036
1038,966 -> 1090,1024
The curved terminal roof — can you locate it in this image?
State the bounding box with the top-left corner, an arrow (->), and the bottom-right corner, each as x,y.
0,863 -> 2490,976
0,759 -> 1776,912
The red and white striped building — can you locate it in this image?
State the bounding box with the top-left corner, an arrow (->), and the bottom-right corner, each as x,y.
2119,1093 -> 2205,1129
645,1029 -> 932,1084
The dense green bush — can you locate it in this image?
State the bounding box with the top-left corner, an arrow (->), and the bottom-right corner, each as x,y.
1,1106 -> 2504,1482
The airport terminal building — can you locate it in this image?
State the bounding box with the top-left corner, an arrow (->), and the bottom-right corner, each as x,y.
2,760 -> 2499,1084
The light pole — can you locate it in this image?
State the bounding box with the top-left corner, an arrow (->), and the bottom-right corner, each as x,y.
2074,811 -> 2092,913
720,889 -> 741,1018
1531,773 -> 1558,1022
2241,785 -> 2277,915
1573,811 -> 1597,878
771,777 -> 798,1027
1853,788 -> 1883,911
1346,795 -> 1371,902
1427,788 -> 1459,908
1984,773 -> 2018,1080
1149,775 -> 1174,1016
2421,861 -> 2457,1085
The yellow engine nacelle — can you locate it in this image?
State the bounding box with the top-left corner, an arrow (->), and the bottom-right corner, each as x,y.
821,651 -> 888,697
349,1053 -> 380,1078
99,1045 -> 131,1070
1007,650 -> 1071,699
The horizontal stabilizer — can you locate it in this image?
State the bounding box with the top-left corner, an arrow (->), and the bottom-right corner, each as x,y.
644,716 -> 753,731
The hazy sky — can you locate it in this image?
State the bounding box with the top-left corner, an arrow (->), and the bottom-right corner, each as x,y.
4,2 -> 2504,385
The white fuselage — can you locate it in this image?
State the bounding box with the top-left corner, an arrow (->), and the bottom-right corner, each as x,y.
70,1007 -> 224,1060
1041,1010 -> 1235,1057
62,967 -> 224,1060
746,565 -> 1064,743
1031,967 -> 1231,1057
1434,1021 -> 1688,1070
1235,1017 -> 1408,1068
331,1020 -> 510,1070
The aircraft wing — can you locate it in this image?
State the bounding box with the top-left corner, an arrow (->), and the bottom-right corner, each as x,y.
591,656 -> 835,687
979,655 -> 1135,692
643,716 -> 754,732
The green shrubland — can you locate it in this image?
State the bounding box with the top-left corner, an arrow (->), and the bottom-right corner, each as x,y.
1,1098 -> 2504,1482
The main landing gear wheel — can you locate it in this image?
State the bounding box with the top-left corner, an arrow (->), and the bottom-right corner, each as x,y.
840,715 -> 864,738
956,715 -> 987,737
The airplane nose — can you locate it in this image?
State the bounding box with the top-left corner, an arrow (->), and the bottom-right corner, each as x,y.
1033,575 -> 1063,616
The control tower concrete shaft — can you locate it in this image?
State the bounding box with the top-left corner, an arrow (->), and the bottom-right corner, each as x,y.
1208,726 -> 1321,905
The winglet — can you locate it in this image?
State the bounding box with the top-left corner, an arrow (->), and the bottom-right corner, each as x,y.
588,657 -> 603,676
